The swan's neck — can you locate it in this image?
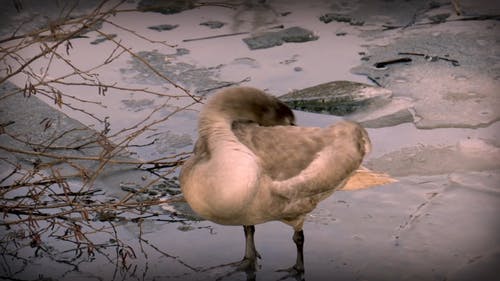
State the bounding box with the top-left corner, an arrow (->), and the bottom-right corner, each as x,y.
198,113 -> 237,151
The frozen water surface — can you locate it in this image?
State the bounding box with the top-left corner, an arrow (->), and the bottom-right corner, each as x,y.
1,0 -> 499,281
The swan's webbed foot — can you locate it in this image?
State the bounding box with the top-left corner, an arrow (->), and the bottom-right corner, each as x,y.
214,258 -> 258,281
214,226 -> 261,281
276,265 -> 305,281
230,255 -> 260,272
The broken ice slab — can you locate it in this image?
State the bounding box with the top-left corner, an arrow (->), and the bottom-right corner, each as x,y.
200,21 -> 225,29
242,26 -> 318,50
319,13 -> 365,26
278,81 -> 392,116
351,28 -> 499,129
366,138 -> 500,177
147,24 -> 179,31
90,34 -> 117,45
349,96 -> 415,128
120,50 -> 233,93
137,0 -> 195,14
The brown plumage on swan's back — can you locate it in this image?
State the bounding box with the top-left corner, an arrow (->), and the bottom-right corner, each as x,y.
179,86 -> 393,273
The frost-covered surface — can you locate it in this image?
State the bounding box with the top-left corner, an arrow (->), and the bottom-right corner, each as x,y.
1,0 -> 499,281
351,27 -> 500,129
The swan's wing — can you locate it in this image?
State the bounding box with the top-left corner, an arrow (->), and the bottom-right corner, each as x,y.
232,121 -> 325,181
232,121 -> 371,198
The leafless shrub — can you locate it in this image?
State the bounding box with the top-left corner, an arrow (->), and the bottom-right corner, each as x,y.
0,0 -> 203,279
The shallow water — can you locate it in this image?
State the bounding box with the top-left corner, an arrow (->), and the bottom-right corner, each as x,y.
5,172 -> 498,281
1,1 -> 499,281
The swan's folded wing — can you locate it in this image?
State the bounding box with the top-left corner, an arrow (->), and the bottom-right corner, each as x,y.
233,121 -> 371,199
232,122 -> 326,181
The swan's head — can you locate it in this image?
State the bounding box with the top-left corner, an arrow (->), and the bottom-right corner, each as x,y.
202,87 -> 296,126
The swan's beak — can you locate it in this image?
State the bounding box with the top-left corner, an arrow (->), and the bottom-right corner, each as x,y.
341,167 -> 397,191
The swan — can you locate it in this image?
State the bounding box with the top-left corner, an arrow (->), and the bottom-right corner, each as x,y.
180,86 -> 378,275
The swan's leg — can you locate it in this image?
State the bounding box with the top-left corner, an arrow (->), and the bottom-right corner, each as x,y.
238,225 -> 261,271
277,229 -> 305,279
244,225 -> 260,260
293,229 -> 305,272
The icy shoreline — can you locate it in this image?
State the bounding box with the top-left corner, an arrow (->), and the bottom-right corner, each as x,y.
1,1 -> 499,280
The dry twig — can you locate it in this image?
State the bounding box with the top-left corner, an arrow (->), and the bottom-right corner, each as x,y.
0,1 -> 201,279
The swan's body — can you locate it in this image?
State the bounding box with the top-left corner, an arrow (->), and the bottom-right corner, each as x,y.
180,86 -> 371,273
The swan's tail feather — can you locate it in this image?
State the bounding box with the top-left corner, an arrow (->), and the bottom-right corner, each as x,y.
341,166 -> 396,191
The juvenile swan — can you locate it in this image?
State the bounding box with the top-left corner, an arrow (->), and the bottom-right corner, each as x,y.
180,86 -> 371,273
